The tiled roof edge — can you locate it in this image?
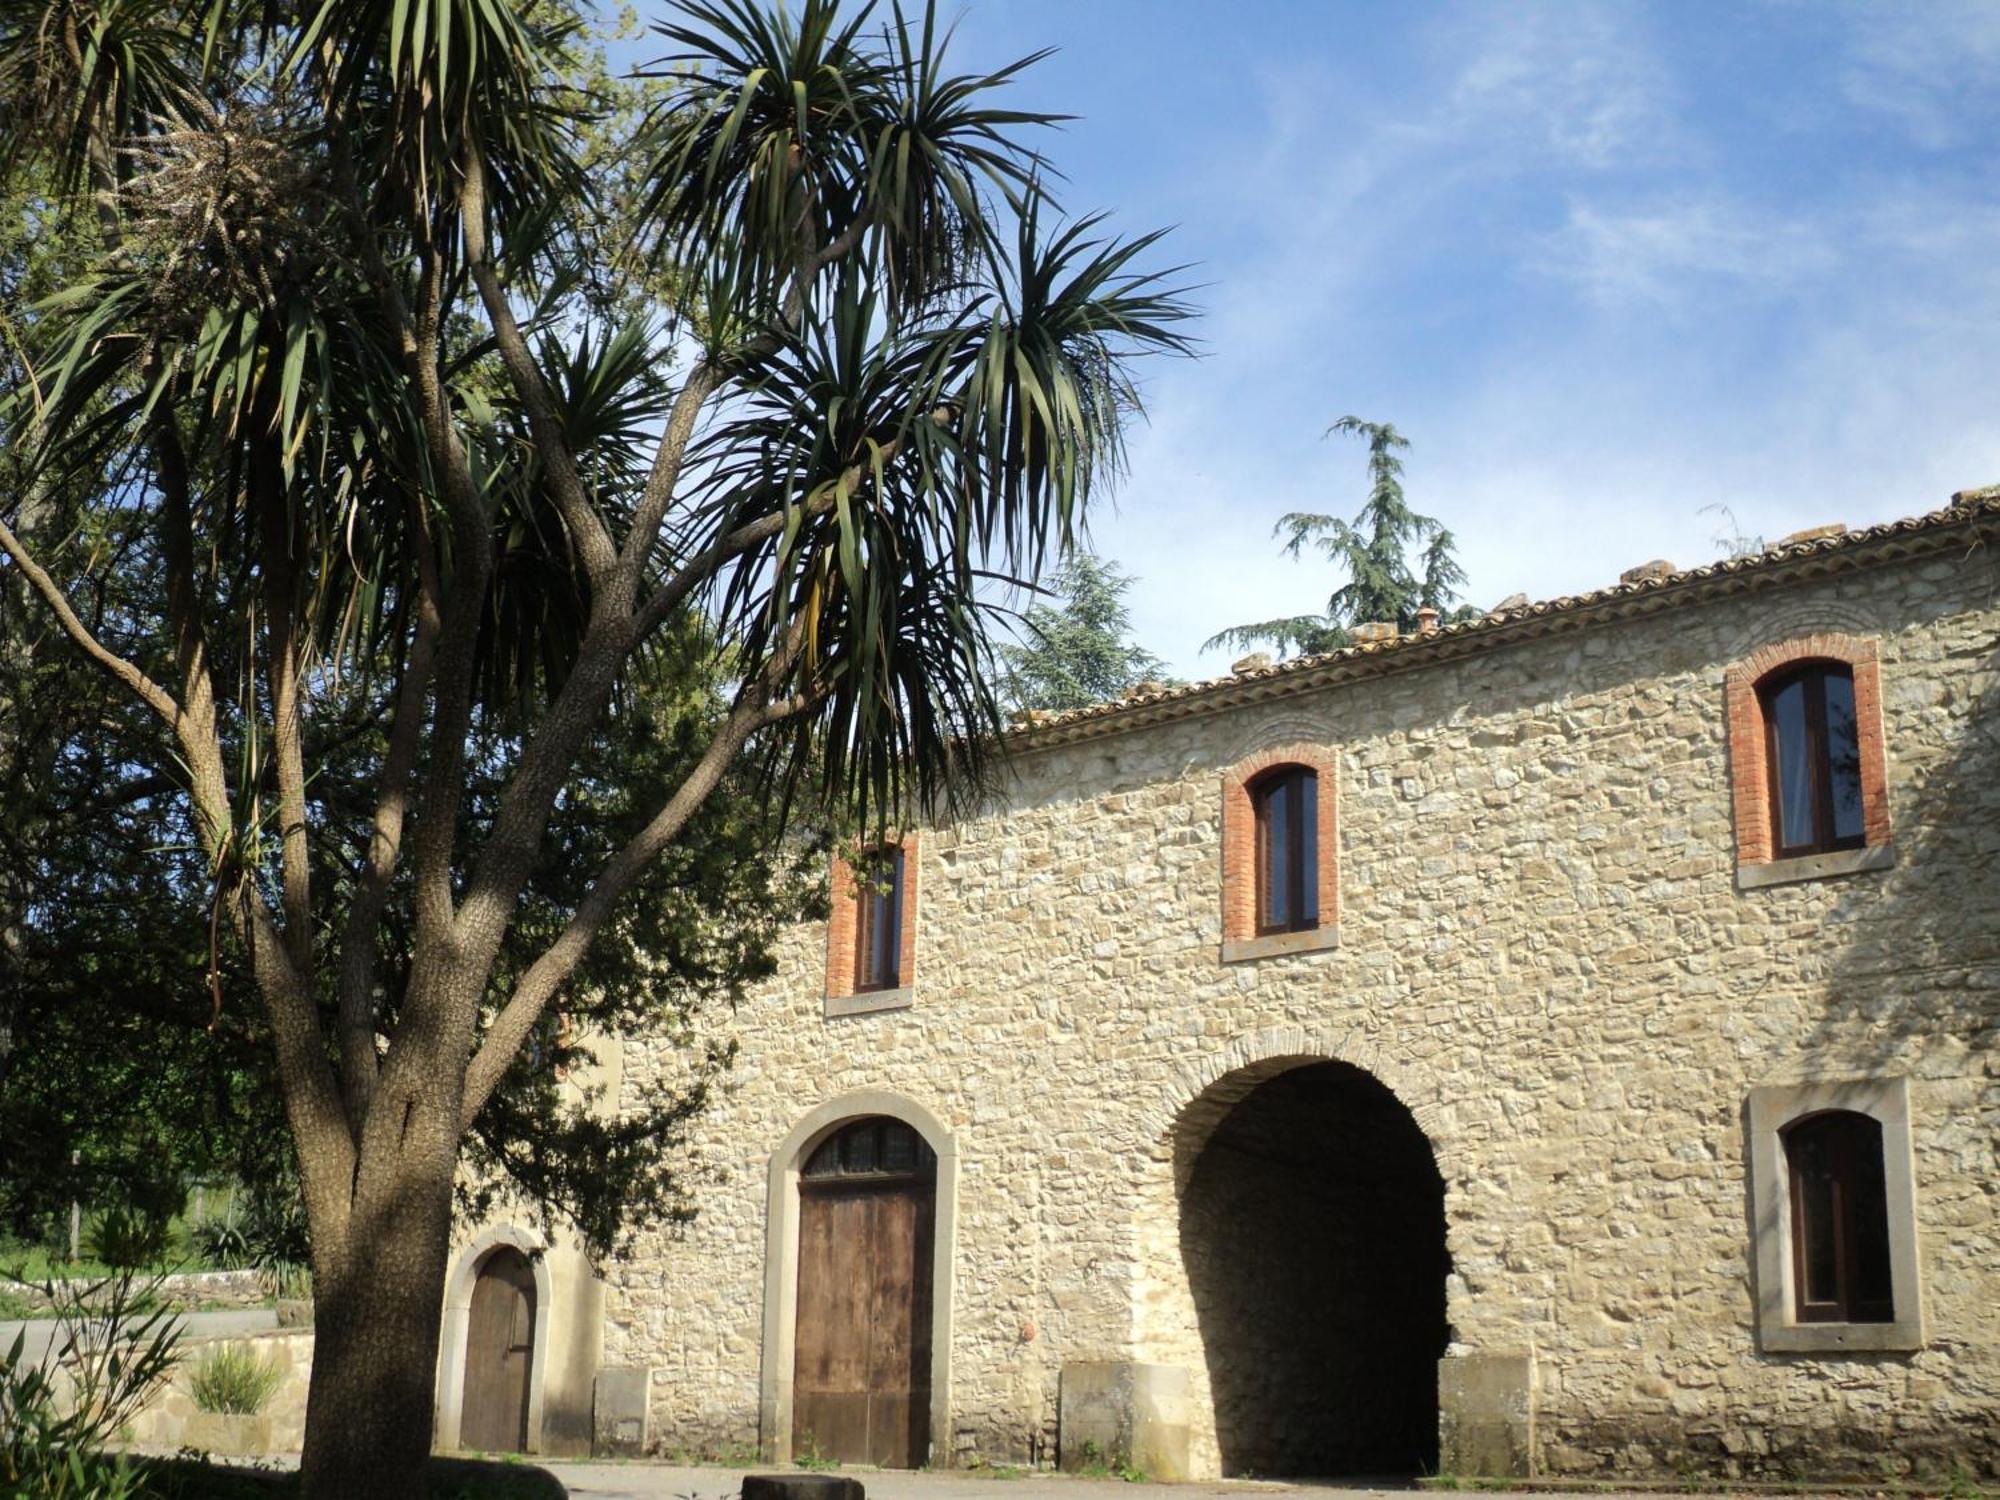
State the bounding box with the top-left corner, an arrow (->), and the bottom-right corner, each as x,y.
1007,491 -> 2000,752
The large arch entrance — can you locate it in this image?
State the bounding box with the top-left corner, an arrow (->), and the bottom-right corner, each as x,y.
1177,1059 -> 1448,1478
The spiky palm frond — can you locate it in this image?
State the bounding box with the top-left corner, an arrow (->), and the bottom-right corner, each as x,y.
0,0 -> 202,194
638,0 -> 1058,336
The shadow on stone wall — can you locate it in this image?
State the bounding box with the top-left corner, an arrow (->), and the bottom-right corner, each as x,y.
1176,1061 -> 1448,1478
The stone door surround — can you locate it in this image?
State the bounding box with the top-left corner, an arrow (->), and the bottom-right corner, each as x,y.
760,1090 -> 959,1465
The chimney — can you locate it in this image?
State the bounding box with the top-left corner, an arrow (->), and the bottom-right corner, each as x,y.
1415,607 -> 1440,636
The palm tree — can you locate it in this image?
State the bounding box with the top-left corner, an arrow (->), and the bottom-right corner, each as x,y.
0,0 -> 1192,1493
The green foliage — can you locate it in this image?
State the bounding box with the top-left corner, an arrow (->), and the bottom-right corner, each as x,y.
998,552 -> 1171,712
791,1431 -> 840,1471
85,1208 -> 173,1273
187,1346 -> 280,1416
188,1213 -> 251,1273
1206,417 -> 1470,659
0,1269 -> 181,1499
1070,1437 -> 1146,1482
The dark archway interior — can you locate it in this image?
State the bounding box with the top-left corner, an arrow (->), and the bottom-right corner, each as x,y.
1179,1061 -> 1448,1478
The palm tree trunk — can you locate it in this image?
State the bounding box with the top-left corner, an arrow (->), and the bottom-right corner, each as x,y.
297,1110 -> 458,1500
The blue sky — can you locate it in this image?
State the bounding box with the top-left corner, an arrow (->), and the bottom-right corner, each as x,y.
877,1 -> 2000,677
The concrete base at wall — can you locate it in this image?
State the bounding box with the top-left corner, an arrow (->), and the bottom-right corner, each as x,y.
1057,1362 -> 1191,1482
594,1366 -> 653,1457
1438,1350 -> 1538,1478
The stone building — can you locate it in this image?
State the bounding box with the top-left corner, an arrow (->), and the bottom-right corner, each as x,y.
438,493 -> 2000,1482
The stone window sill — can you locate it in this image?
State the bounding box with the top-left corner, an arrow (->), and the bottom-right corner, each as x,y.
824,985 -> 913,1019
1738,841 -> 1894,890
1760,1320 -> 1923,1354
1221,925 -> 1339,964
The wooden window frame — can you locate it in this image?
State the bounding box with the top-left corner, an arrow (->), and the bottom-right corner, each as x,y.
1724,633 -> 1892,887
1759,661 -> 1866,861
825,835 -> 919,1014
1782,1109 -> 1894,1325
852,848 -> 906,993
1221,744 -> 1337,962
1251,765 -> 1317,936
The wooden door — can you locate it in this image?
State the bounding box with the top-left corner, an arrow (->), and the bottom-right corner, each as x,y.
793,1118 -> 936,1467
462,1247 -> 536,1453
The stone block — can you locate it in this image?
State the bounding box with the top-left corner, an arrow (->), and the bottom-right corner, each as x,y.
1439,1350 -> 1536,1477
742,1475 -> 864,1500
1058,1361 -> 1190,1481
594,1366 -> 652,1457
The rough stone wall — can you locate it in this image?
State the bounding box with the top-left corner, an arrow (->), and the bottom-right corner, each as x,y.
604,544 -> 2000,1481
126,1330 -> 314,1454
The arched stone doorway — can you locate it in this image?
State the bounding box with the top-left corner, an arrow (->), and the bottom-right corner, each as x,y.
461,1246 -> 538,1453
1175,1059 -> 1449,1478
792,1117 -> 936,1466
434,1225 -> 553,1454
761,1091 -> 959,1467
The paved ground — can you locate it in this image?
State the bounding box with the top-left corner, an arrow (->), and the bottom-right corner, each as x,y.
0,1306 -> 276,1363
543,1464 -> 1432,1500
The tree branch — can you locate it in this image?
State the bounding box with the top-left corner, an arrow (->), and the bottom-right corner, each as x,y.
460,147 -> 617,586
0,516 -> 182,726
255,435 -> 313,977
333,491 -> 442,1132
459,681 -> 820,1130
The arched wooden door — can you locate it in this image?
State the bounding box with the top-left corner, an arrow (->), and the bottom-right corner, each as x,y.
793,1117 -> 936,1467
461,1247 -> 536,1453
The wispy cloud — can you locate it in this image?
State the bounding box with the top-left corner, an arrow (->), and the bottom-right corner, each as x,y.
1535,195 -> 1836,307
1434,3 -> 1678,170
1835,0 -> 2000,150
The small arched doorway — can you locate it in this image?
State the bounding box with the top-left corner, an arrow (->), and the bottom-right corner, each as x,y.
1178,1059 -> 1448,1478
460,1246 -> 537,1453
792,1116 -> 937,1467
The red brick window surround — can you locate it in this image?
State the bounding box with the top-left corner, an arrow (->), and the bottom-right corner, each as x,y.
1725,634 -> 1892,883
1221,745 -> 1338,962
825,835 -> 919,1011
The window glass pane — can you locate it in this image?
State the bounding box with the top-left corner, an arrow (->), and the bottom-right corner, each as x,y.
842,1122 -> 878,1174
1789,1122 -> 1839,1305
1769,677 -> 1815,849
1824,671 -> 1864,843
1847,1115 -> 1894,1319
1298,772 -> 1318,926
1264,782 -> 1293,929
803,1138 -> 841,1177
881,1122 -> 917,1173
880,851 -> 903,985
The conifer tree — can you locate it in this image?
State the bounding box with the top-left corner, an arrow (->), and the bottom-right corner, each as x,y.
999,552 -> 1171,712
1206,417 -> 1470,658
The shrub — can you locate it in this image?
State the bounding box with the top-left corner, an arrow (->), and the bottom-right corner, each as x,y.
190,1212 -> 252,1272
0,1268 -> 180,1498
187,1346 -> 281,1416
86,1207 -> 171,1271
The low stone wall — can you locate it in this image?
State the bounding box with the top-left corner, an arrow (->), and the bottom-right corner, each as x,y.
9,1268 -> 268,1313
127,1330 -> 314,1456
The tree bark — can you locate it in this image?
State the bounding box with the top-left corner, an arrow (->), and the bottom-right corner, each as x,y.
297,1066 -> 462,1500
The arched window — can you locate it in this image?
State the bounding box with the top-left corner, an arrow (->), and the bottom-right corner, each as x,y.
1759,661 -> 1864,859
802,1116 -> 937,1182
1783,1110 -> 1893,1324
853,847 -> 906,993
1251,766 -> 1318,935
